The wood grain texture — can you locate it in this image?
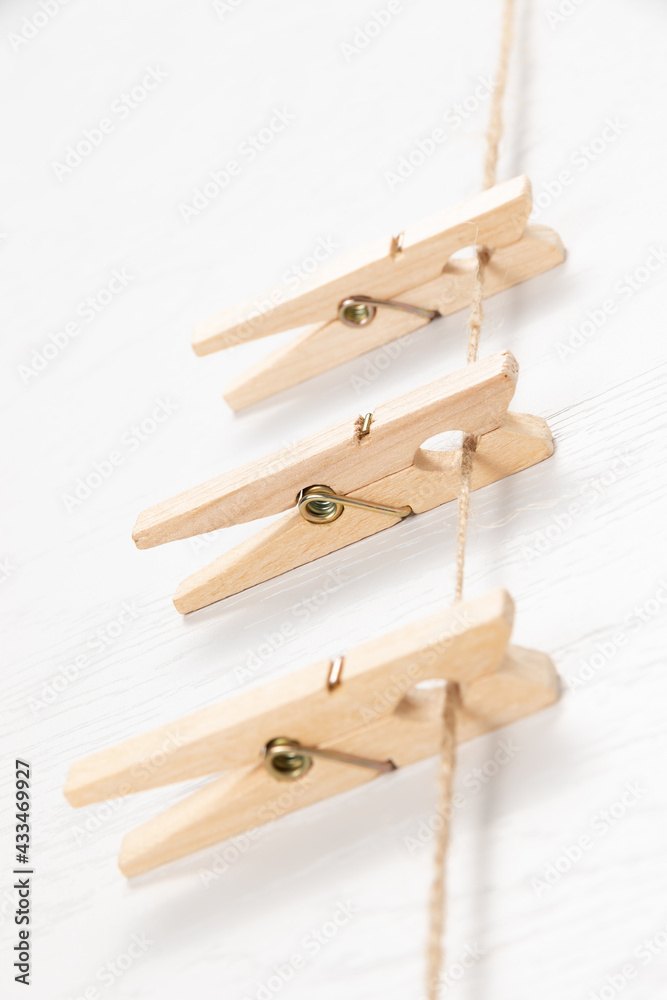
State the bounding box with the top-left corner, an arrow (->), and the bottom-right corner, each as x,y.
192,176 -> 534,355
174,411 -> 553,612
119,646 -> 559,876
223,223 -> 565,409
132,351 -> 518,548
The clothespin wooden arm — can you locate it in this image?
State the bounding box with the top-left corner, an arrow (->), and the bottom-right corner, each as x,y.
222,223 -> 564,412
173,412 -> 553,614
132,351 -> 518,549
64,590 -> 514,807
193,176 -> 533,355
115,687 -> 456,877
120,646 -> 558,877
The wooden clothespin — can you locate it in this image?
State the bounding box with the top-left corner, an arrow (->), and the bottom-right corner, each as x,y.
64,589 -> 559,877
193,176 -> 564,409
132,351 -> 553,614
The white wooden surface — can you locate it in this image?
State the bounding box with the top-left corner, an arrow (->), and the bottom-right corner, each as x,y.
1,1 -> 666,998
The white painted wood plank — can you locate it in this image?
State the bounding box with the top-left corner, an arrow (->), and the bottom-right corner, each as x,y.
0,1 -> 666,997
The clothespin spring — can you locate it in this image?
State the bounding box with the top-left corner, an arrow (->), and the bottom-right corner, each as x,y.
297,485 -> 411,525
264,737 -> 396,781
338,295 -> 440,328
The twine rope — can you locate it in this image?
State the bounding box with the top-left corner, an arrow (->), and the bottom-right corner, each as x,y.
425,2 -> 516,996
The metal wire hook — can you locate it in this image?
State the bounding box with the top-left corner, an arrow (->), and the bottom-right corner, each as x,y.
296,485 -> 411,524
263,737 -> 396,781
338,294 -> 440,328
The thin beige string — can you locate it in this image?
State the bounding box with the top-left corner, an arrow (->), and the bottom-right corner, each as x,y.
482,0 -> 516,192
456,0 -> 515,600
425,682 -> 461,998
425,2 -> 516,997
